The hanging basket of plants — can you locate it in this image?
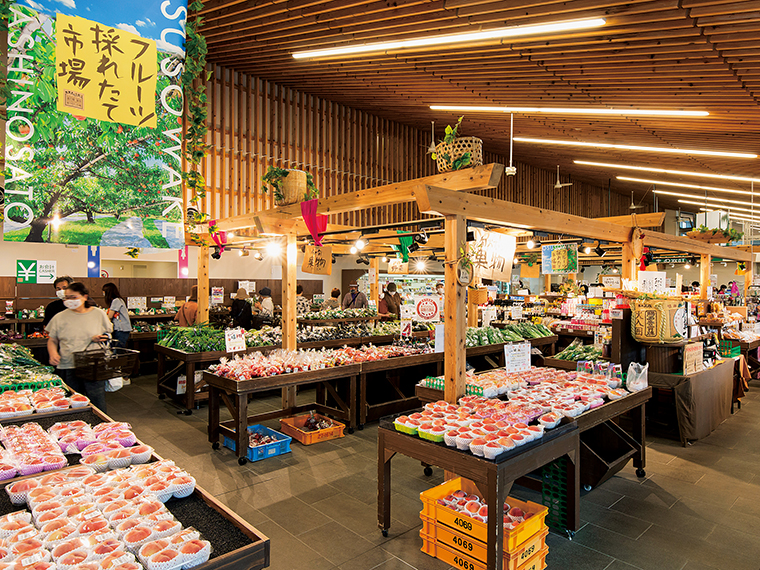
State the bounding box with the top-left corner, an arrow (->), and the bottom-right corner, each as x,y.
432,116 -> 483,173
686,226 -> 743,245
261,167 -> 319,207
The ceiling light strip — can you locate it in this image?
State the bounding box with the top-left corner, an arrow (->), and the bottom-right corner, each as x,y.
681,200 -> 759,214
654,190 -> 758,208
618,176 -> 757,197
513,138 -> 757,159
292,18 -> 606,59
431,105 -> 708,117
574,160 -> 760,184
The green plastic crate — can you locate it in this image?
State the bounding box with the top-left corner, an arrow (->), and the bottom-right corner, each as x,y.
719,341 -> 741,357
541,456 -> 569,532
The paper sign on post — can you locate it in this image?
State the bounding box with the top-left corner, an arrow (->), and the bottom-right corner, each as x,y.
504,342 -> 531,372
301,245 -> 332,275
434,323 -> 445,353
127,297 -> 147,311
163,296 -> 175,309
481,307 -> 497,328
211,287 -> 224,304
224,328 -> 246,353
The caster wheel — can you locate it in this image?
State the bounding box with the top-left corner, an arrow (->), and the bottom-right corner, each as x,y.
583,485 -> 592,492
381,529 -> 388,538
211,442 -> 220,450
183,410 -> 192,416
358,424 -> 364,431
348,428 -> 355,434
158,394 -> 166,400
238,457 -> 247,465
566,530 -> 575,541
636,468 -> 646,478
423,466 -> 433,477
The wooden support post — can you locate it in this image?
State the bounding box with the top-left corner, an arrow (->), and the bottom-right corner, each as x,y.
444,215 -> 466,404
369,257 -> 380,306
197,245 -> 209,324
621,241 -> 636,281
544,274 -> 551,294
700,254 -> 711,299
745,261 -> 753,297
282,234 -> 297,409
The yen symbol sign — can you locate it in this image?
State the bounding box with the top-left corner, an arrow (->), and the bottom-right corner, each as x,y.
17,260 -> 37,283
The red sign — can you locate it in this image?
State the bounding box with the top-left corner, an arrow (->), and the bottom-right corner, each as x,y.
415,297 -> 439,321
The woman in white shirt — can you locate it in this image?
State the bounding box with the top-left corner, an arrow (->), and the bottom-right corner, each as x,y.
103,282 -> 132,348
255,287 -> 274,316
47,282 -> 113,412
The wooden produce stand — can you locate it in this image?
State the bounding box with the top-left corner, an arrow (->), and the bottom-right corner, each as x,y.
359,352 -> 443,427
0,403 -> 270,570
377,420 -> 580,570
416,384 -> 651,488
205,364 -> 360,464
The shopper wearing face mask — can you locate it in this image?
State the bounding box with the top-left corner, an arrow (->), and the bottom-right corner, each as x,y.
46,282 -> 113,412
42,276 -> 73,329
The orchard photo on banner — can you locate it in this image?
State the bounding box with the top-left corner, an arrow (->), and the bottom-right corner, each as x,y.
3,0 -> 188,249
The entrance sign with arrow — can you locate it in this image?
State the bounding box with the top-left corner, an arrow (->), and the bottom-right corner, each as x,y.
16,260 -> 56,284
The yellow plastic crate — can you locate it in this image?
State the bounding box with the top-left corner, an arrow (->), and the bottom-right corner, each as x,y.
427,517 -> 548,567
420,477 -> 548,552
420,530 -> 548,570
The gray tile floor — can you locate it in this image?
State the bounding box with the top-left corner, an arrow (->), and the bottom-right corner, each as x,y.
108,376 -> 760,570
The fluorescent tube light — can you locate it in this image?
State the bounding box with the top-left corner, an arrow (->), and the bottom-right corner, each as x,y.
617,176 -> 757,197
574,161 -> 760,184
654,190 -> 758,208
703,210 -> 760,224
513,138 -> 757,159
293,18 -> 606,59
431,105 -> 708,117
683,201 -> 759,214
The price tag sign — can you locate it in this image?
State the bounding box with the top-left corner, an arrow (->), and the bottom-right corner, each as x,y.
224,328 -> 246,353
481,307 -> 497,327
211,287 -> 224,305
127,297 -> 147,311
400,320 -> 412,337
400,305 -> 414,319
683,342 -> 703,375
504,342 -> 531,372
510,306 -> 523,320
610,309 -> 624,320
434,323 -> 445,353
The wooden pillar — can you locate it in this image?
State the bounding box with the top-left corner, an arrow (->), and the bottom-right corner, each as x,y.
444,215 -> 466,404
282,234 -> 297,408
544,274 -> 551,294
621,241 -> 636,281
369,257 -> 380,306
700,254 -> 710,299
197,245 -> 209,324
745,261 -> 753,297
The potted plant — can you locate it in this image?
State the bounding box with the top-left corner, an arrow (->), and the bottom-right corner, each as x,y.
431,116 -> 483,173
687,224 -> 743,244
261,167 -> 319,206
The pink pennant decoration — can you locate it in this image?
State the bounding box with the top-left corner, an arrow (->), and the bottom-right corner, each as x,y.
209,219 -> 228,252
301,199 -> 328,246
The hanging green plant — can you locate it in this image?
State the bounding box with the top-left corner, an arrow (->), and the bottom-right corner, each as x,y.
261,167 -> 319,205
524,253 -> 540,267
0,0 -> 12,119
182,0 -> 210,210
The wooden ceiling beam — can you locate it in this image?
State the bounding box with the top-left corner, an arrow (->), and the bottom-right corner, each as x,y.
596,213 -> 666,227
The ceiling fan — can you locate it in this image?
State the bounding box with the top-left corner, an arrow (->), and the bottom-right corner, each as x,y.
629,191 -> 646,210
552,165 -> 572,190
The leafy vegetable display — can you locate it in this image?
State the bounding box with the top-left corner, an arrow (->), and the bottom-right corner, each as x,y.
300,308 -> 378,320
465,324 -> 553,347
553,338 -> 603,361
0,344 -> 59,389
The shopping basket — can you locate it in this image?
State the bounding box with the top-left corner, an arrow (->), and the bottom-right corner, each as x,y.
73,340 -> 140,383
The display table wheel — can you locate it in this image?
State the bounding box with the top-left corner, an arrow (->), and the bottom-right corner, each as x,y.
238,457 -> 247,465
636,467 -> 646,478
381,529 -> 388,538
211,441 -> 221,450
158,393 -> 166,400
566,530 -> 575,540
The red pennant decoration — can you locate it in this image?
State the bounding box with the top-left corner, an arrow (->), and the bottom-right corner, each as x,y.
301,199 -> 328,246
209,219 -> 228,252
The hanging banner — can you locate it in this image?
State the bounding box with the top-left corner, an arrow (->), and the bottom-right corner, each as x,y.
388,259 -> 409,274
541,244 -> 579,275
520,263 -> 540,279
301,245 -> 332,275
87,246 -> 100,278
178,246 -> 189,278
469,229 -> 516,282
3,0 -> 188,248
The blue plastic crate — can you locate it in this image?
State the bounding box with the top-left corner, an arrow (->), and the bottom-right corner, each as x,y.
222,424 -> 292,462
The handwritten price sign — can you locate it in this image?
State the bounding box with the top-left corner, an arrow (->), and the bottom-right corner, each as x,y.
225,328 -> 246,353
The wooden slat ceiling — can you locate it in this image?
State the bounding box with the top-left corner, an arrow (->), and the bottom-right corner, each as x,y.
199,0 -> 760,212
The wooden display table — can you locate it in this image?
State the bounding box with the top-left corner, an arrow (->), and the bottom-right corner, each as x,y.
377,420 -> 580,570
416,384 -> 650,488
0,405 -> 270,570
359,352 -> 443,427
205,364 -> 360,464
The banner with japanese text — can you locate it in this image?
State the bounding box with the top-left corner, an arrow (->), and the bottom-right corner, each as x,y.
541,243 -> 579,274
3,0 -> 188,249
469,229 -> 516,282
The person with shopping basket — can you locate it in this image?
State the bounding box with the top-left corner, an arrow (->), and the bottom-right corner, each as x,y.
47,281 -> 113,412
